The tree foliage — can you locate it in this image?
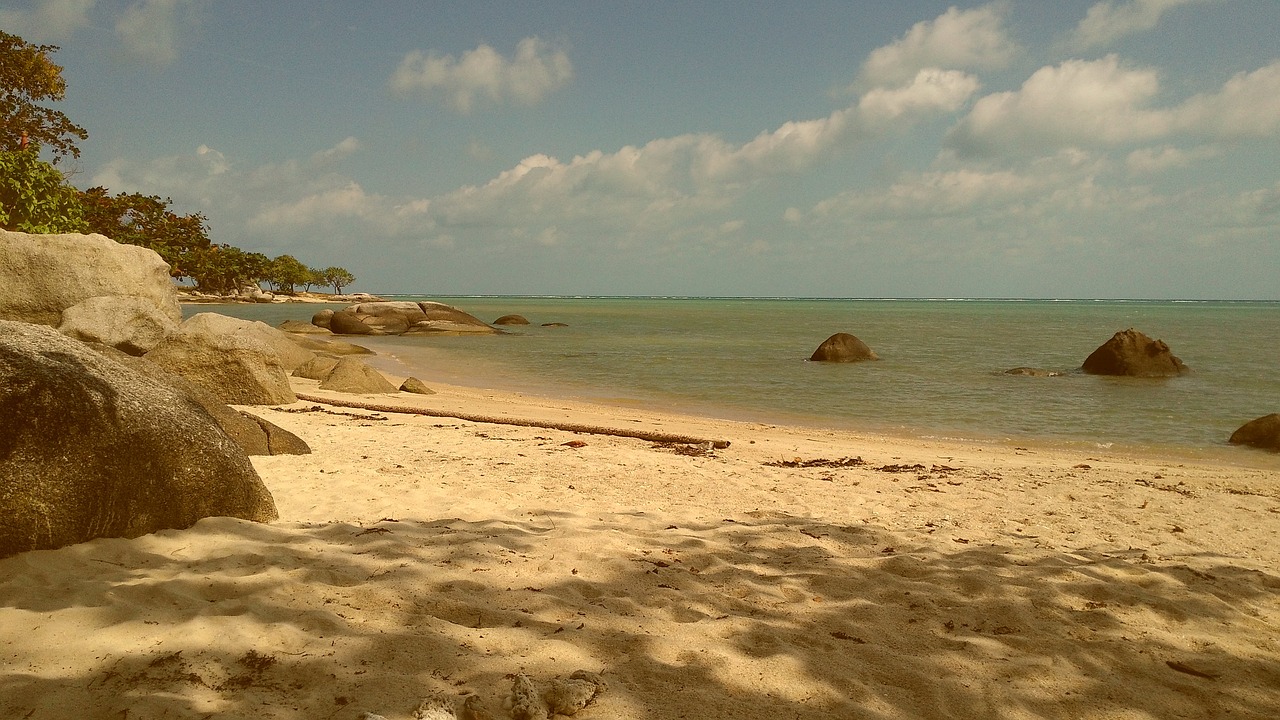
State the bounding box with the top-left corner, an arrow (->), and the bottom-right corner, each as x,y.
0,147 -> 86,233
322,266 -> 356,294
79,187 -> 212,275
182,245 -> 271,294
266,254 -> 311,294
1,31 -> 87,162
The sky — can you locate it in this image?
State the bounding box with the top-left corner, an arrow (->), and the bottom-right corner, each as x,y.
3,0 -> 1279,299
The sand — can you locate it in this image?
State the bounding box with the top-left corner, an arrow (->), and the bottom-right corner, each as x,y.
2,376 -> 1279,719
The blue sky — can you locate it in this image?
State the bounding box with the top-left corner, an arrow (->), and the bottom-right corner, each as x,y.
5,0 -> 1279,298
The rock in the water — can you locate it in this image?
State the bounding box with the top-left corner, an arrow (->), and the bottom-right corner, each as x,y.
278,319 -> 332,334
494,314 -> 531,325
541,322 -> 569,328
1082,328 -> 1189,377
0,321 -> 277,558
57,295 -> 179,355
400,376 -> 436,394
1004,367 -> 1063,377
325,301 -> 498,336
318,358 -> 398,394
1229,414 -> 1280,452
312,308 -> 335,329
810,333 -> 879,362
145,313 -> 312,405
0,229 -> 181,327
285,334 -> 375,356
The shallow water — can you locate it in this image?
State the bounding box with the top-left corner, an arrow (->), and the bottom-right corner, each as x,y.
198,297 -> 1280,456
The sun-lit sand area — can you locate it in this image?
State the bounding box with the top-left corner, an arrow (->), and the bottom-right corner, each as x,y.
2,375 -> 1278,719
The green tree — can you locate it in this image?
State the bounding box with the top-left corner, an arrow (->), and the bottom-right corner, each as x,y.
322,266 -> 355,294
302,266 -> 325,292
1,31 -> 87,162
266,254 -> 311,294
183,245 -> 270,294
0,147 -> 86,232
79,187 -> 212,276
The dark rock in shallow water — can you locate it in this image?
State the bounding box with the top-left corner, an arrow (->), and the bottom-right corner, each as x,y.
1229,414 -> 1280,452
0,321 -> 277,558
1005,367 -> 1063,377
810,333 -> 878,362
541,322 -> 569,328
494,314 -> 531,325
1082,328 -> 1188,377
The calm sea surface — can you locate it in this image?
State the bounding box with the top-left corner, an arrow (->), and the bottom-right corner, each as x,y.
199,298 -> 1280,458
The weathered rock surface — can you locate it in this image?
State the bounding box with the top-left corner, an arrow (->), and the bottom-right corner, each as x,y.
400,376 -> 436,395
1082,328 -> 1189,377
320,301 -> 498,336
285,333 -> 375,356
0,229 -> 182,327
145,313 -> 312,404
494,314 -> 531,325
810,333 -> 879,362
57,295 -> 179,355
312,308 -> 335,329
1229,414 -> 1280,452
97,345 -> 310,457
318,358 -> 399,394
278,319 -> 332,334
0,321 -> 278,558
293,355 -> 342,381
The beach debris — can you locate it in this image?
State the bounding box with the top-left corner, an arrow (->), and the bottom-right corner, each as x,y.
765,456 -> 865,468
1166,660 -> 1220,679
506,673 -> 549,720
562,440 -> 588,448
415,694 -> 461,720
545,671 -> 607,715
458,694 -> 498,720
875,463 -> 927,473
652,441 -> 717,456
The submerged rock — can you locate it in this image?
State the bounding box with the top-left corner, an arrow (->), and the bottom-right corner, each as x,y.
1005,367 -> 1063,377
494,314 -> 531,325
810,333 -> 879,362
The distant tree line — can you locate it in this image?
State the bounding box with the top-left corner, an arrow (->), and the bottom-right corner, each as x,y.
0,30 -> 356,296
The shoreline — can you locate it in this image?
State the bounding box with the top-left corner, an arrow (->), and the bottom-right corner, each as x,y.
3,375 -> 1278,718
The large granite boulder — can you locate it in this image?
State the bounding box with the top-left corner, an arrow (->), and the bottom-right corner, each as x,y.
810,333 -> 879,362
292,355 -> 341,381
1082,329 -> 1189,377
1229,414 -> 1280,452
57,295 -> 179,356
320,301 -> 498,336
0,322 -> 278,558
0,229 -> 181,326
494,314 -> 531,326
317,358 -> 399,394
145,313 -> 313,405
96,346 -> 310,457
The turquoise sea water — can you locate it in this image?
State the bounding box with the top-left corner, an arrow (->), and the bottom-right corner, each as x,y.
200,298 -> 1280,458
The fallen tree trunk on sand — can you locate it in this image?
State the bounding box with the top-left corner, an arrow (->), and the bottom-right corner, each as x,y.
292,392 -> 731,449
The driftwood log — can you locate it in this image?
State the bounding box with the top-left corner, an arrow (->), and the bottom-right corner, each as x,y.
292,392 -> 731,449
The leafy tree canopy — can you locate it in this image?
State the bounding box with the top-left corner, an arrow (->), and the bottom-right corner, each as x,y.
322,266 -> 355,294
266,254 -> 312,294
0,147 -> 86,233
79,187 -> 211,275
1,31 -> 87,162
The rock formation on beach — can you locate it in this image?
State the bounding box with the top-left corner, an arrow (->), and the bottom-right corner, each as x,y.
0,322 -> 278,558
810,332 -> 879,362
1082,328 -> 1189,377
1229,414 -> 1280,452
0,229 -> 182,327
318,357 -> 400,394
317,301 -> 499,336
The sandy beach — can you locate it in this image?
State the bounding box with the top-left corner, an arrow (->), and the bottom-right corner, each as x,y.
3,375 -> 1279,719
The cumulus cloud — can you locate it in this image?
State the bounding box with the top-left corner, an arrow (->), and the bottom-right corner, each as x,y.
0,0 -> 96,41
1125,145 -> 1217,174
948,57 -> 1280,157
1070,0 -> 1212,49
854,3 -> 1018,89
389,37 -> 573,113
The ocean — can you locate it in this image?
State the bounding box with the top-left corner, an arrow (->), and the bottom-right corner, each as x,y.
199,297 -> 1280,459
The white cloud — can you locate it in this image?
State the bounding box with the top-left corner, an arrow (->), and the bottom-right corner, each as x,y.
0,0 -> 96,41
947,56 -> 1170,156
855,3 -> 1018,89
858,69 -> 981,124
1070,0 -> 1212,49
311,137 -> 362,164
1125,145 -> 1217,174
389,37 -> 573,113
948,57 -> 1280,157
114,0 -> 197,66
